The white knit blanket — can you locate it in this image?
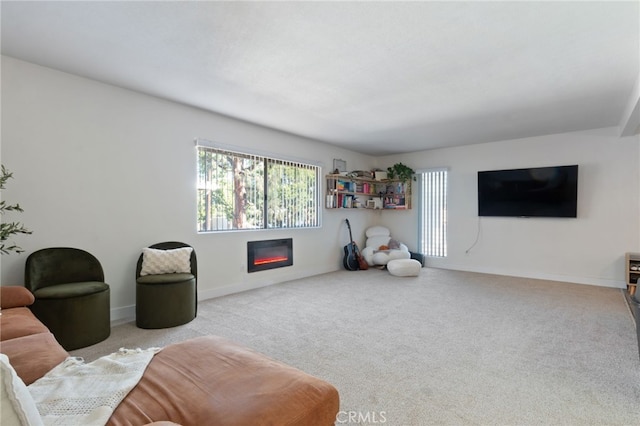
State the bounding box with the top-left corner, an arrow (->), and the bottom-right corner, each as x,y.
28,348 -> 160,426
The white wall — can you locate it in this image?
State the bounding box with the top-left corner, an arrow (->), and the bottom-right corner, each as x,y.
2,56 -> 639,323
381,128 -> 640,287
0,57 -> 379,320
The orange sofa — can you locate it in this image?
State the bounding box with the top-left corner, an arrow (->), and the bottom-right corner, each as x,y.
0,286 -> 339,425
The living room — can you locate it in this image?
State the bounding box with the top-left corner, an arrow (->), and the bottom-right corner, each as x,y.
4,53 -> 639,318
1,2 -> 639,425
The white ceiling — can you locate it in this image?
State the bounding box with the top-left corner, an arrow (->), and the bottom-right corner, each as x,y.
1,1 -> 638,155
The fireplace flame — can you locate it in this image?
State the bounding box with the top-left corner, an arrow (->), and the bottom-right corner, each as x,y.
254,256 -> 289,266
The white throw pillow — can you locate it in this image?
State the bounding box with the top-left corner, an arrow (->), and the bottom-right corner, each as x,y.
140,247 -> 193,276
0,354 -> 44,426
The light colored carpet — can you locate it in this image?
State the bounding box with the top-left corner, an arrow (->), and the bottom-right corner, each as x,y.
72,268 -> 640,425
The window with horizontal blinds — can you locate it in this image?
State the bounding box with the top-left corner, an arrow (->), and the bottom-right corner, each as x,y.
420,169 -> 448,257
197,146 -> 320,231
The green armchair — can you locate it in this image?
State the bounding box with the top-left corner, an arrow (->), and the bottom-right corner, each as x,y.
135,241 -> 197,329
24,247 -> 110,351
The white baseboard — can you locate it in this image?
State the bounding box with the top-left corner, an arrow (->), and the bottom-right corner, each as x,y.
110,305 -> 135,325
110,265 -> 333,325
430,263 -> 626,289
198,265 -> 332,300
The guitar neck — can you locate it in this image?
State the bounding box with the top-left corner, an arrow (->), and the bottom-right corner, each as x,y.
345,219 -> 354,243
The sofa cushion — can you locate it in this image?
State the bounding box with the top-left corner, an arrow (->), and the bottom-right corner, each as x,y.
1,332 -> 69,385
0,286 -> 35,309
0,307 -> 50,342
0,354 -> 43,426
108,336 -> 339,426
140,247 -> 193,276
145,423 -> 182,426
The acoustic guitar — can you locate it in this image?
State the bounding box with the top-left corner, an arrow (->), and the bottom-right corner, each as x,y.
343,219 -> 369,271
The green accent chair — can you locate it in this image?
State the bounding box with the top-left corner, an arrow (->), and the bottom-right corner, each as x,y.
135,242 -> 197,329
25,247 -> 110,351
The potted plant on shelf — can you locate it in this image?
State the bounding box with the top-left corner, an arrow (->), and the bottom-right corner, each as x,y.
386,162 -> 416,183
1,165 -> 32,254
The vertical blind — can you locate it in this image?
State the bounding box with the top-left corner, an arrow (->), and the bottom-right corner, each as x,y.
266,159 -> 320,229
420,169 -> 448,257
197,145 -> 320,231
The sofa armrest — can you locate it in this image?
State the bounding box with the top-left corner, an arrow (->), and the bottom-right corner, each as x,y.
1,286 -> 35,309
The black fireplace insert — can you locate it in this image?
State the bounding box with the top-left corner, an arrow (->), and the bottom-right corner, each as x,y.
247,238 -> 293,273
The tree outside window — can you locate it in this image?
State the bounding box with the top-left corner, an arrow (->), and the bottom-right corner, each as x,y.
197,147 -> 320,231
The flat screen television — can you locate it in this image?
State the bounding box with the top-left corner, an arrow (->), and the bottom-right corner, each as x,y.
477,165 -> 578,218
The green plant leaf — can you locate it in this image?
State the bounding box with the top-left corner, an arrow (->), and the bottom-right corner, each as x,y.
0,165 -> 31,255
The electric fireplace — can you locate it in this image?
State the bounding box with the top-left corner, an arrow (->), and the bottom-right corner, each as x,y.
247,238 -> 293,273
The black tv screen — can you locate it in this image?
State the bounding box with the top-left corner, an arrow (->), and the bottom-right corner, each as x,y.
478,165 -> 578,218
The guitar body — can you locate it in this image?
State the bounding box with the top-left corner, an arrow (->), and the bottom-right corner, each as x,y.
343,242 -> 360,271
343,219 -> 368,271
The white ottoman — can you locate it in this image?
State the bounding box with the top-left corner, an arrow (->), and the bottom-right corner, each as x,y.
387,259 -> 422,277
